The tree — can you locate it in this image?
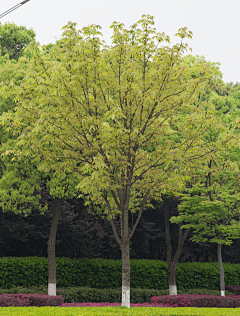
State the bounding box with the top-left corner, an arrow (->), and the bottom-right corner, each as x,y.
0,22 -> 35,60
41,172 -> 79,295
159,55 -> 224,296
0,144 -> 79,296
2,15 -> 228,307
0,53 -> 79,296
171,86 -> 240,295
172,150 -> 240,296
171,75 -> 240,296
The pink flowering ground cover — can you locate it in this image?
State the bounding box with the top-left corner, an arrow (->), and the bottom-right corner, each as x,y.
151,295 -> 240,308
61,302 -> 165,307
61,295 -> 240,308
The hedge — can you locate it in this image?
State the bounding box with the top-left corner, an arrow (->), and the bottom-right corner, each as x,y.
0,294 -> 63,307
151,294 -> 240,308
1,257 -> 240,290
225,285 -> 240,295
0,286 -> 232,304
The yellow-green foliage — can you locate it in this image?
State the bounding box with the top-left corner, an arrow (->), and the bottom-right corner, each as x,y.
1,307 -> 240,316
2,15 -> 229,219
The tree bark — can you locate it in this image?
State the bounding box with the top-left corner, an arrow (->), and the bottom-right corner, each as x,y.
164,197 -> 190,295
217,243 -> 225,297
121,239 -> 130,308
106,187 -> 149,308
168,262 -> 177,295
47,199 -> 62,296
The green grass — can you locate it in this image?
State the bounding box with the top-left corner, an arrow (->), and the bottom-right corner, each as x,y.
1,307 -> 240,316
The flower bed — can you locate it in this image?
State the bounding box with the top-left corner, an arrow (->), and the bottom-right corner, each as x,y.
2,293 -> 240,308
61,302 -> 160,307
0,294 -> 63,307
151,294 -> 240,308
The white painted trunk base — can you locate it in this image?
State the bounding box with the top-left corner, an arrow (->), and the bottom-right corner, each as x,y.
48,283 -> 56,296
169,285 -> 177,295
122,286 -> 130,308
221,290 -> 225,297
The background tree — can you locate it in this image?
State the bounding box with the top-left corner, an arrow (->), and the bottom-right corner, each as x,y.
171,74 -> 240,296
0,144 -> 80,296
0,22 -> 35,60
172,151 -> 240,296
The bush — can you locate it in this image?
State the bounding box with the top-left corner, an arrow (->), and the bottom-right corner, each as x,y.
0,286 -> 47,295
0,286 -> 234,304
57,287 -> 168,304
0,294 -> 63,307
151,294 -> 240,308
0,257 -> 48,288
1,257 -> 240,290
226,285 -> 240,295
176,262 -> 240,290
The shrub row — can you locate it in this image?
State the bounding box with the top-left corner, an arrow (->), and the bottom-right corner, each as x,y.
54,287 -> 235,304
0,286 -> 234,304
1,257 -> 240,290
0,294 -> 63,307
59,287 -> 166,304
1,293 -> 240,308
0,287 -> 169,304
151,294 -> 240,308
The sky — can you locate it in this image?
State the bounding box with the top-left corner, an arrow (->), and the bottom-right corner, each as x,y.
1,0 -> 239,84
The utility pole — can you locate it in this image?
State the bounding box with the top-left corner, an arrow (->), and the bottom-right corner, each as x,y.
0,0 -> 30,19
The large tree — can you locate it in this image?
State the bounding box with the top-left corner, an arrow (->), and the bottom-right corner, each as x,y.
1,15 -> 230,307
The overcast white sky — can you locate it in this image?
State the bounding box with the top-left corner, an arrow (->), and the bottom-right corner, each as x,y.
1,0 -> 240,83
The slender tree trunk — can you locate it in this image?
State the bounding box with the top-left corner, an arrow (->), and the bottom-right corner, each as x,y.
106,187 -> 147,308
121,239 -> 130,308
217,243 -> 225,297
47,199 -> 62,296
164,197 -> 190,295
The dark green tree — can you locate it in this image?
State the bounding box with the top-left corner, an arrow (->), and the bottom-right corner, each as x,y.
0,22 -> 35,60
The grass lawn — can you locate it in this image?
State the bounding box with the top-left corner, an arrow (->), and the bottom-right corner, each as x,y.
1,307 -> 240,316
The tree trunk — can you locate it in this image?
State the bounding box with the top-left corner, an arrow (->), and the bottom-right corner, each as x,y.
106,187 -> 147,308
164,197 -> 190,295
217,243 -> 225,297
121,240 -> 130,308
168,262 -> 177,295
47,199 -> 62,296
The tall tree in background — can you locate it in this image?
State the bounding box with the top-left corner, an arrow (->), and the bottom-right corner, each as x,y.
0,22 -> 35,60
171,88 -> 240,296
1,15 -> 230,307
172,149 -> 240,296
161,55 -> 224,296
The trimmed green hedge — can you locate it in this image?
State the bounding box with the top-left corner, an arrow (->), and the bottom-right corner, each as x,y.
0,257 -> 240,290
